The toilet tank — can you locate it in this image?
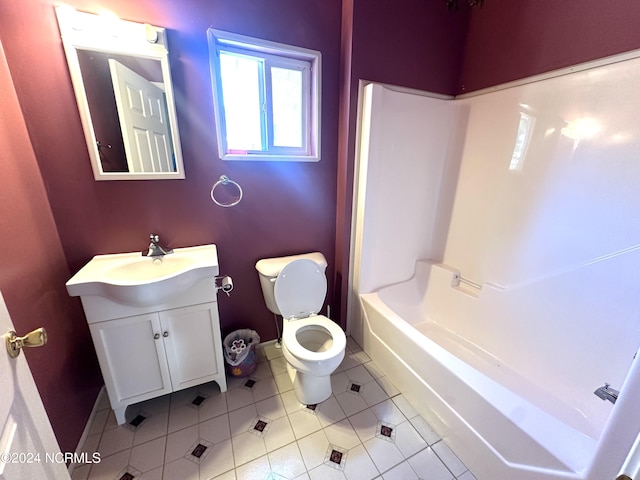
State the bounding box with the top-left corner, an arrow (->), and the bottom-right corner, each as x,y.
255,252 -> 328,315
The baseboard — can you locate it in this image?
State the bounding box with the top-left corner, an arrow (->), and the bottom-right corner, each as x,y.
68,386 -> 107,475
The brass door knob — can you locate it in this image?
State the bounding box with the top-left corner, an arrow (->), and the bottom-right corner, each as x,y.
5,327 -> 47,358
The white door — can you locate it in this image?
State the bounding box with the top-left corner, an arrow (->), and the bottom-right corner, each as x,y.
0,291 -> 70,479
109,59 -> 173,173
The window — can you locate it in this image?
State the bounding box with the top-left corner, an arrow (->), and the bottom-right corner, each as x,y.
207,29 -> 321,161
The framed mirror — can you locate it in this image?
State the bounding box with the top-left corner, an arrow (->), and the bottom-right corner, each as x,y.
55,6 -> 185,180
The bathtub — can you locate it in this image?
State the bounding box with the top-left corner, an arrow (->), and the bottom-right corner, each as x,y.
358,260 -> 602,480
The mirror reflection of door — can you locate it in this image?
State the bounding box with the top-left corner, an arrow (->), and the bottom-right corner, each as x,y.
108,59 -> 175,173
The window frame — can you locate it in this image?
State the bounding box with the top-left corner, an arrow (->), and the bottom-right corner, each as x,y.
207,28 -> 321,162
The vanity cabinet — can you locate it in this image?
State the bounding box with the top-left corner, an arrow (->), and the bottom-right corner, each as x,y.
65,244 -> 228,425
89,302 -> 224,424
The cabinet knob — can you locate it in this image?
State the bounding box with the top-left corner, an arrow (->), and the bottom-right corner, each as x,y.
163,331 -> 169,337
154,333 -> 160,340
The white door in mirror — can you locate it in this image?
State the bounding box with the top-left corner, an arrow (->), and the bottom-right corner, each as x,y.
109,59 -> 174,173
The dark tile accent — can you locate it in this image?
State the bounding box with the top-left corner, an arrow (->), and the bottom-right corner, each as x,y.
192,395 -> 206,407
191,443 -> 208,459
244,379 -> 256,388
380,425 -> 393,437
350,383 -> 361,393
306,404 -> 318,411
119,473 -> 135,480
128,415 -> 146,428
329,449 -> 343,465
254,420 -> 268,432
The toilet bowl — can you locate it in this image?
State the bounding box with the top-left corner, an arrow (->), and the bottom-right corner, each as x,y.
256,253 -> 346,405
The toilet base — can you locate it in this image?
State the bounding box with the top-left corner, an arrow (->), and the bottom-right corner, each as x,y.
287,363 -> 332,405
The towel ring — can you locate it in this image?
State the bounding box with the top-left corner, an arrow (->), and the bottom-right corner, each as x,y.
210,175 -> 243,207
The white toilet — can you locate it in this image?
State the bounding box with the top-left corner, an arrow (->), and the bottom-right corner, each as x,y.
255,252 -> 346,405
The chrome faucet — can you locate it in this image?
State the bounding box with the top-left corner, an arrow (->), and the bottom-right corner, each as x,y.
594,383 -> 619,404
142,233 -> 173,257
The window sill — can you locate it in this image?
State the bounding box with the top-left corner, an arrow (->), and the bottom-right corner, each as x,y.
220,153 -> 320,162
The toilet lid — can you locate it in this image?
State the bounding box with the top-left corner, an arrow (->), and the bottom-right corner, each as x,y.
274,259 -> 327,319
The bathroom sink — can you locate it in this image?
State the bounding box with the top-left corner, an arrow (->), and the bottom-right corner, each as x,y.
66,244 -> 219,307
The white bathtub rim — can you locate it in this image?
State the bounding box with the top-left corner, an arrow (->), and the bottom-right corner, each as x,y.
360,291 -> 596,475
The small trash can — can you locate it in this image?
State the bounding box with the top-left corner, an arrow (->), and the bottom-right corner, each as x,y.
223,329 -> 260,377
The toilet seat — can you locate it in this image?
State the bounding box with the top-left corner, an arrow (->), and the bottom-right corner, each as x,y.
274,259 -> 327,318
283,315 -> 346,363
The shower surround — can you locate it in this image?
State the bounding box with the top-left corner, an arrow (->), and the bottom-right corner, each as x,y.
350,51 -> 640,479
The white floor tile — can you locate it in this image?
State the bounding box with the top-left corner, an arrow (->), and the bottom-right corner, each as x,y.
86,449 -> 130,480
343,365 -> 375,385
210,469 -> 237,480
381,460 -> 420,480
96,425 -> 134,457
289,409 -> 323,439
198,392 -> 228,421
139,466 -> 163,480
128,436 -> 166,473
164,424 -> 199,464
274,371 -> 294,393
229,403 -> 258,436
252,377 -> 279,402
226,385 -> 256,411
407,447 -> 453,480
363,436 -> 404,474
199,439 -> 235,479
234,454 -> 272,480
458,470 -> 478,480
324,418 -> 361,451
362,362 -> 385,379
167,403 -> 199,433
264,416 -> 296,452
409,416 -> 441,445
433,440 -> 467,477
360,380 -> 389,407
251,361 -> 273,380
256,394 -> 288,420
78,339 -> 474,480
316,396 -> 346,427
199,413 -> 231,444
343,443 -> 379,480
391,395 -> 418,420
132,410 -> 169,446
348,408 -> 378,443
309,463 -> 347,480
374,377 -> 400,397
346,337 -> 363,353
162,457 -> 199,480
335,390 -> 369,417
269,356 -> 288,376
394,421 -> 427,458
281,390 -> 305,414
232,431 -> 267,466
269,442 -> 307,479
370,399 -> 406,426
331,372 -> 350,394
297,429 -> 330,470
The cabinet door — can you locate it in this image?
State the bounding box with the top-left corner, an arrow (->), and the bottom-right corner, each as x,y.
160,302 -> 223,391
89,313 -> 172,408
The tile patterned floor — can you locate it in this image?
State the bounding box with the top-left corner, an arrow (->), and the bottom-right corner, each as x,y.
70,337 -> 477,480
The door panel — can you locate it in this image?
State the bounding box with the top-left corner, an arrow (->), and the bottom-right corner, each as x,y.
0,291 -> 70,479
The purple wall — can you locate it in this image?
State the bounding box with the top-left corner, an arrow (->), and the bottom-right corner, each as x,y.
458,0 -> 640,93
0,42 -> 103,454
2,0 -> 341,454
3,0 -> 640,458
